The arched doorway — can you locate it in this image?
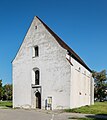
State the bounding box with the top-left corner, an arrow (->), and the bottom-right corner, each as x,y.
35,92 -> 41,109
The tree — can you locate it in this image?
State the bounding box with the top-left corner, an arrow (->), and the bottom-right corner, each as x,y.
2,84 -> 12,101
92,70 -> 107,101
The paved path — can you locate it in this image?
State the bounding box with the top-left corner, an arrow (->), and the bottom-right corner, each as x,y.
0,109 -> 52,120
0,109 -> 107,120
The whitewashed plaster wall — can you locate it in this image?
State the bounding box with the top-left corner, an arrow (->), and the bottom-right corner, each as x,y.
66,54 -> 94,108
13,17 -> 71,109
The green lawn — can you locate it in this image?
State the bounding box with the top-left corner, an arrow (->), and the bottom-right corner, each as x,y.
0,101 -> 12,108
69,118 -> 106,120
65,102 -> 107,114
77,118 -> 105,120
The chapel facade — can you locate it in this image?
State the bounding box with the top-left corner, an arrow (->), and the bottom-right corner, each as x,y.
12,16 -> 94,110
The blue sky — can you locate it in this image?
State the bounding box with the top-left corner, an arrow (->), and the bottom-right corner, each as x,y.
0,0 -> 107,84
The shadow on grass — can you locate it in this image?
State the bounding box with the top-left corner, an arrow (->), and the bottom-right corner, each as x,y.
68,114 -> 107,120
0,101 -> 13,108
85,114 -> 107,120
5,105 -> 13,108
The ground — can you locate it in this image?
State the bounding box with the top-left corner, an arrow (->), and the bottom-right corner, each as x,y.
0,102 -> 107,120
0,109 -> 107,120
0,109 -> 72,120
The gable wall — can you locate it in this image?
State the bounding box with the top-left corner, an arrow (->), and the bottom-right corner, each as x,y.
13,17 -> 71,109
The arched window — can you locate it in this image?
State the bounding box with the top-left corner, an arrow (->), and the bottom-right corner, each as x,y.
35,70 -> 39,85
34,46 -> 39,57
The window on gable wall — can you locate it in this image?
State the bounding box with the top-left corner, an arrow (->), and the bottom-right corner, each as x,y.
35,70 -> 39,85
33,46 -> 39,57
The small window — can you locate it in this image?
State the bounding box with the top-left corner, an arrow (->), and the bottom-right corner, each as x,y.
35,26 -> 37,29
35,70 -> 39,85
35,46 -> 38,57
33,46 -> 39,57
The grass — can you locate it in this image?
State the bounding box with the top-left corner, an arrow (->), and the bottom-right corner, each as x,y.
0,101 -> 12,108
65,102 -> 107,114
68,117 -> 106,120
77,118 -> 105,120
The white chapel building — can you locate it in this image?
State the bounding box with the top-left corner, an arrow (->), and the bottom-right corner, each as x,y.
12,16 -> 94,110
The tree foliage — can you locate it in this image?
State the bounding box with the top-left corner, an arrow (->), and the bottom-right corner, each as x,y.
0,79 -> 12,101
92,70 -> 107,101
2,84 -> 12,100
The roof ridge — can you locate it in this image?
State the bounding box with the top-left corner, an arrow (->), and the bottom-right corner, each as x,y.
36,16 -> 91,72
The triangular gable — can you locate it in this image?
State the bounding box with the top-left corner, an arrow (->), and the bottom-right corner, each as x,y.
12,16 -> 91,72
